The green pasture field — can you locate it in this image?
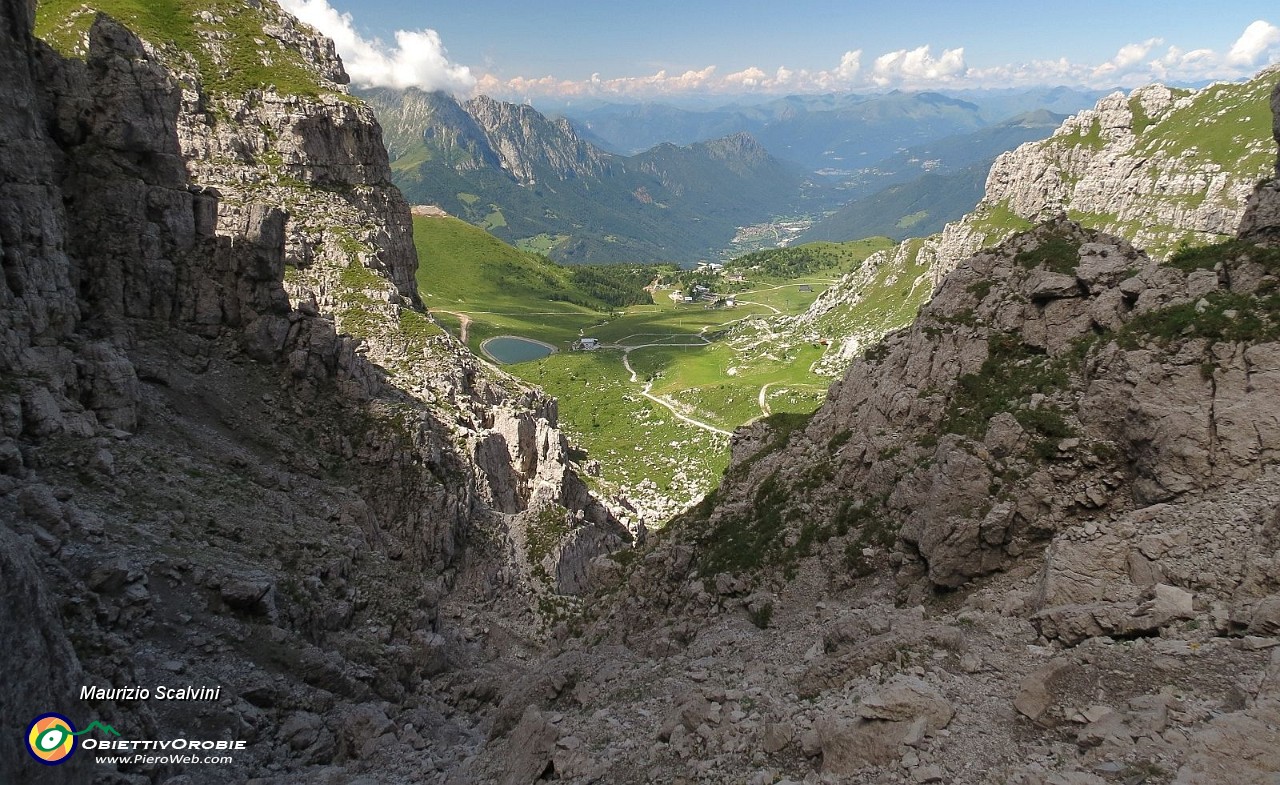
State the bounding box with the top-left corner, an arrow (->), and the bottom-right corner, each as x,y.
412,215 -> 887,519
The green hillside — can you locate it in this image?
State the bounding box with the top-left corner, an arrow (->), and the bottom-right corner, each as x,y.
417,216 -> 626,312
35,0 -> 337,98
414,215 -> 663,348
726,238 -> 894,278
413,220 -> 890,521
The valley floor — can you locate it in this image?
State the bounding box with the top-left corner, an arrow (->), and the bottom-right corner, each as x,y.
411,213 -> 879,525
431,278 -> 840,525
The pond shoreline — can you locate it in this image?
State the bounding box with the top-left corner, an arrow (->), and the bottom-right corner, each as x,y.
480,335 -> 559,364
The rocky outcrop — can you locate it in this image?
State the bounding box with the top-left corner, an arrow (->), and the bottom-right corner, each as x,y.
792,69 -> 1280,377
1239,80 -> 1280,245
466,94 -> 613,185
705,216 -> 1280,596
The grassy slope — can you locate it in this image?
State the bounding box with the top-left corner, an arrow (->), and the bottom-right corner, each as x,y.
1131,79 -> 1274,172
35,0 -> 336,98
414,215 -> 611,349
993,72 -> 1277,259
414,217 -> 889,515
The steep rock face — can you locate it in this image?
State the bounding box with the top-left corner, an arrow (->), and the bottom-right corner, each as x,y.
465,94 -> 613,185
0,0 -> 77,373
74,0 -> 622,555
1239,80 -> 1280,244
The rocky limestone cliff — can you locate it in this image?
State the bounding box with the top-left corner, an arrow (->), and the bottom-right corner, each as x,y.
360,88 -> 615,187
465,94 -> 614,185
2,2 -> 631,783
1240,80 -> 1280,245
983,79 -> 1274,255
791,69 -> 1280,377
42,0 -> 628,555
363,85 -> 501,166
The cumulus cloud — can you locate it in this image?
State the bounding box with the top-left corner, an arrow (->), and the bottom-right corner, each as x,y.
279,0 -> 475,93
835,50 -> 862,81
1092,38 -> 1161,78
399,17 -> 1280,99
1227,20 -> 1280,65
871,46 -> 967,86
724,66 -> 768,89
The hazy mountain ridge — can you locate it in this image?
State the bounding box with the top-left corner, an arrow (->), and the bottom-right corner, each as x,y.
801,162 -> 990,243
798,111 -> 1066,244
560,89 -> 1103,169
361,87 -> 819,263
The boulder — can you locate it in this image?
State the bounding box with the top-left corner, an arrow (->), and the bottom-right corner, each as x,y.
501,706 -> 558,785
1014,658 -> 1079,723
1027,270 -> 1083,301
819,679 -> 954,773
1249,594 -> 1280,635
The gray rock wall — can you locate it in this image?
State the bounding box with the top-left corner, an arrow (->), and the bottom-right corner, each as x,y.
1239,81 -> 1280,244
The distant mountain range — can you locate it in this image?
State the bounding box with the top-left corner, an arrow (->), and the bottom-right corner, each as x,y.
359,87 -> 1104,264
558,88 -> 1105,169
359,88 -> 824,264
800,110 -> 1068,242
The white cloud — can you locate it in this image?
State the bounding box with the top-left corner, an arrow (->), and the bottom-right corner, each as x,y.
724,66 -> 768,89
279,0 -> 475,93
835,50 -> 862,81
870,46 -> 967,86
1092,38 -> 1161,78
967,20 -> 1279,90
1227,20 -> 1280,65
328,16 -> 1277,101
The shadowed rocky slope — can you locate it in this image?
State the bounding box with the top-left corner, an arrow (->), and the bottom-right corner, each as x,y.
1,1 -> 629,782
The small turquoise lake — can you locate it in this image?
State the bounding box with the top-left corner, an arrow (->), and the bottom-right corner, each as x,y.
482,336 -> 556,364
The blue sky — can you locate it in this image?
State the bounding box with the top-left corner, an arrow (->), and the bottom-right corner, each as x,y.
279,0 -> 1280,100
